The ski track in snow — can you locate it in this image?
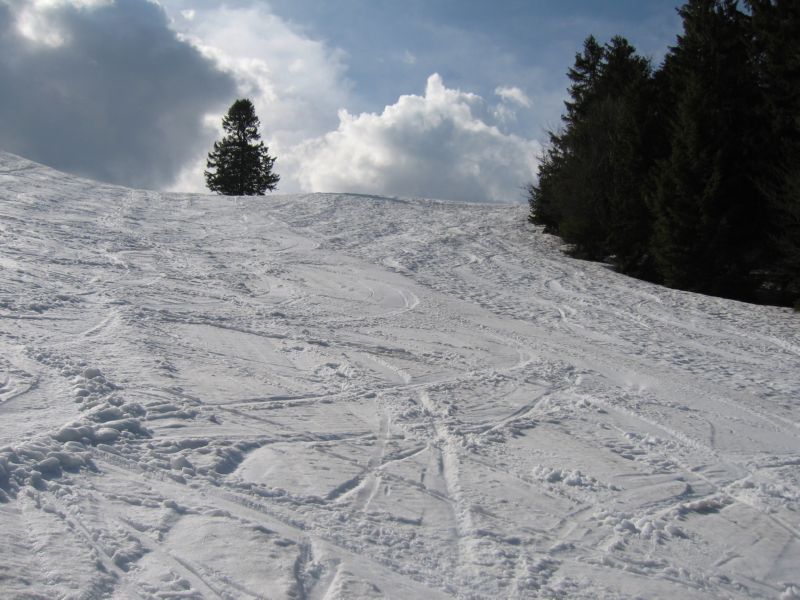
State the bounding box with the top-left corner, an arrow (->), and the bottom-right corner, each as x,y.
1,152 -> 799,599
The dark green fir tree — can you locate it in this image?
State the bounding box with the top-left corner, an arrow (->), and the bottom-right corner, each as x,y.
649,0 -> 765,299
748,0 -> 800,306
205,99 -> 280,196
526,0 -> 799,307
530,35 -> 656,275
528,36 -> 604,232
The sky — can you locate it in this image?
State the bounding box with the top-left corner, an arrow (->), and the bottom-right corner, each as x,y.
0,0 -> 683,203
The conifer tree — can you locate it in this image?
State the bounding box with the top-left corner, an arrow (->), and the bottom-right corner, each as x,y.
649,0 -> 764,298
597,37 -> 659,276
205,99 -> 279,196
748,0 -> 800,305
530,36 -> 655,273
529,36 -> 604,231
527,0 -> 799,307
564,36 -> 605,127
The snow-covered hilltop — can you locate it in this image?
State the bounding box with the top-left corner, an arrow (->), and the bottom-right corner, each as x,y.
1,152 -> 798,599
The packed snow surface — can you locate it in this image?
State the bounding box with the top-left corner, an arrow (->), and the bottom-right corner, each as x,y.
0,152 -> 799,599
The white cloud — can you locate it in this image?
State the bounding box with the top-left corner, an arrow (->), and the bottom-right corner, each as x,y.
495,86 -> 532,108
492,103 -> 518,125
291,74 -> 540,203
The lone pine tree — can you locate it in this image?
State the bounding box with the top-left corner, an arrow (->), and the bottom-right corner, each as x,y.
205,99 -> 279,196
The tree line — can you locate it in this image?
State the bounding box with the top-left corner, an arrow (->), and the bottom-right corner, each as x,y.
528,0 -> 799,308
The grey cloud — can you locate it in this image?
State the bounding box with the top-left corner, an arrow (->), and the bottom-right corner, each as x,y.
0,1 -> 236,189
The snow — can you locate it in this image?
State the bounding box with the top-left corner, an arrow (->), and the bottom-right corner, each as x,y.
0,150 -> 798,598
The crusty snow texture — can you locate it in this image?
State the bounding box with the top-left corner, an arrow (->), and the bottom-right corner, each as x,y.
0,152 -> 798,599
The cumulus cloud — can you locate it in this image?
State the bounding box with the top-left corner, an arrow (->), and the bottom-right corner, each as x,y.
0,0 -> 236,189
491,85 -> 533,125
291,74 -> 540,203
495,86 -> 532,108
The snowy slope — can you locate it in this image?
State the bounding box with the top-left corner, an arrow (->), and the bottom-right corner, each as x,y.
0,151 -> 798,599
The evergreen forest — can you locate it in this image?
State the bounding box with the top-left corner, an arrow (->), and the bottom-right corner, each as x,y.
528,0 -> 800,308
